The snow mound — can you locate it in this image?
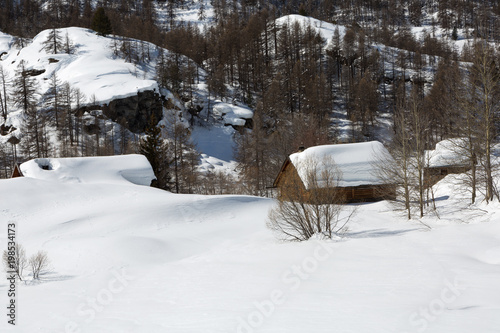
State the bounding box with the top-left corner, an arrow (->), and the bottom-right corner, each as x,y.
20,154 -> 155,186
289,141 -> 391,188
425,138 -> 470,168
212,102 -> 253,127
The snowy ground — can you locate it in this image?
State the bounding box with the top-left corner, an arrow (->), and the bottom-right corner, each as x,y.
1,157 -> 500,332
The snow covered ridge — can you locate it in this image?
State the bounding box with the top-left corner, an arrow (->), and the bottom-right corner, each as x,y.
20,154 -> 155,186
289,141 -> 391,188
276,15 -> 347,49
1,27 -> 158,105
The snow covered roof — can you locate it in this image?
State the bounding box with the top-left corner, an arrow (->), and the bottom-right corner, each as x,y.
288,141 -> 392,188
425,138 -> 470,168
20,154 -> 155,186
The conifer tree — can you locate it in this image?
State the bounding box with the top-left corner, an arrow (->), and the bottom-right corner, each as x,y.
140,114 -> 171,189
91,7 -> 112,36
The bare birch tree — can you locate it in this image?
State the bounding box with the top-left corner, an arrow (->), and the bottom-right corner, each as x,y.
468,43 -> 500,202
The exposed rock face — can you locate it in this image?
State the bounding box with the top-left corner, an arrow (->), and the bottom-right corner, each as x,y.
101,90 -> 163,133
0,124 -> 16,136
23,69 -> 45,77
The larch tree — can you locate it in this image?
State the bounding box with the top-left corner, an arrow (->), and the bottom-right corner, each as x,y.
41,28 -> 63,54
0,64 -> 8,120
164,112 -> 199,194
12,60 -> 37,115
44,72 -> 63,128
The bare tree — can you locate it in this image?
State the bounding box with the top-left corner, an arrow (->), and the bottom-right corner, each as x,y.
12,60 -> 37,115
408,89 -> 428,218
29,250 -> 50,280
268,156 -> 353,241
164,111 -> 199,193
63,31 -> 75,55
41,28 -> 63,54
2,244 -> 28,281
45,72 -> 63,128
376,90 -> 418,220
468,43 -> 500,202
0,64 -> 8,120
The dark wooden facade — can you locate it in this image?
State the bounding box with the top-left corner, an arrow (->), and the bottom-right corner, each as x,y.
11,163 -> 23,178
424,165 -> 470,188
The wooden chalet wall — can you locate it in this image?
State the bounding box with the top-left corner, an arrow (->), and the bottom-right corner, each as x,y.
11,164 -> 23,178
424,165 -> 470,188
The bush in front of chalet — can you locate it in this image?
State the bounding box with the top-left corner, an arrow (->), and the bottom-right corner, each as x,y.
267,156 -> 354,241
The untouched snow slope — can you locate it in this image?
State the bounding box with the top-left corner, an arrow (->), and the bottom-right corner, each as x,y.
1,159 -> 500,332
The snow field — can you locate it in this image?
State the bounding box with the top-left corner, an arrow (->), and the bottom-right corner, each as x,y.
1,167 -> 500,332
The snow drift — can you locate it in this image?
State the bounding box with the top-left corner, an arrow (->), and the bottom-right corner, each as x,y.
20,154 -> 155,186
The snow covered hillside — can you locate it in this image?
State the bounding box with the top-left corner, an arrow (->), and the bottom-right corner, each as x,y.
1,158 -> 500,332
0,12 -> 482,170
0,26 -> 253,172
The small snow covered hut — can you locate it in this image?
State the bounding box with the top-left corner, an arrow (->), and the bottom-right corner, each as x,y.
273,141 -> 396,203
424,138 -> 471,187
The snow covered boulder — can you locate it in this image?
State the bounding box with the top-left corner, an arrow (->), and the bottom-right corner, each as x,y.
212,102 -> 254,128
20,154 -> 156,186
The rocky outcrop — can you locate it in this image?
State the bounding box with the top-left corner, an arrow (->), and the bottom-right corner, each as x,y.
228,118 -> 253,132
74,90 -> 163,133
100,90 -> 163,133
101,90 -> 163,133
23,69 -> 45,77
0,124 -> 16,136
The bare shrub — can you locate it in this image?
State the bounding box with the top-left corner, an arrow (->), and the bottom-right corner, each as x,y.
267,157 -> 353,241
29,250 -> 51,280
